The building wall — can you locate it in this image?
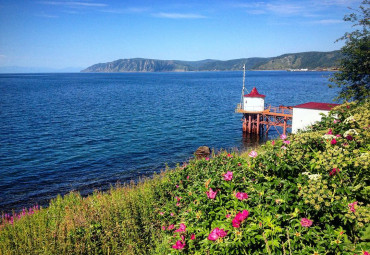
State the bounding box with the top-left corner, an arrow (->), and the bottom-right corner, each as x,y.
292,108 -> 330,133
243,97 -> 265,112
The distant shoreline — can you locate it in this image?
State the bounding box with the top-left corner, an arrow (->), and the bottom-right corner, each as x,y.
81,51 -> 341,73
0,69 -> 339,75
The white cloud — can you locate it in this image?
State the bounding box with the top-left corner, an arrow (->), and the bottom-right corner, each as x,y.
265,3 -> 303,15
234,0 -> 361,16
234,1 -> 306,16
126,7 -> 149,13
311,19 -> 343,24
246,9 -> 266,15
153,12 -> 207,19
36,13 -> 59,18
38,1 -> 107,8
101,7 -> 149,14
317,0 -> 362,7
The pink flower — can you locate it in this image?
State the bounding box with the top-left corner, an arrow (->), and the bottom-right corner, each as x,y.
238,163 -> 241,166
29,205 -> 39,215
283,140 -> 290,145
227,153 -> 233,158
205,157 -> 210,161
235,192 -> 248,201
206,188 -> 217,199
336,134 -> 341,137
329,168 -> 339,176
327,128 -> 333,135
331,139 -> 337,145
175,196 -> 181,202
232,210 -> 249,228
176,185 -> 179,188
226,214 -> 231,218
176,202 -> 181,207
300,218 -> 313,227
363,251 -> 369,255
281,146 -> 287,150
348,201 -> 358,213
190,234 -> 196,240
280,134 -> 287,140
1,214 -> 13,225
159,212 -> 164,216
272,140 -> 275,146
208,227 -> 227,241
168,224 -> 175,230
161,226 -> 166,231
248,150 -> 258,158
170,212 -> 174,216
223,171 -> 233,181
187,175 -> 190,180
175,223 -> 187,233
207,231 -> 218,241
333,119 -> 339,124
172,240 -> 186,250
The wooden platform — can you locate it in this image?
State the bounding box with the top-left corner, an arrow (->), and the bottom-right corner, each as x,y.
236,105 -> 293,136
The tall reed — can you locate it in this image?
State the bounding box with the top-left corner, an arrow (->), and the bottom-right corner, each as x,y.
0,172 -> 172,255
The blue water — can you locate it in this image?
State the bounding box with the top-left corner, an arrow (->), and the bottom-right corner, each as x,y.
0,71 -> 339,213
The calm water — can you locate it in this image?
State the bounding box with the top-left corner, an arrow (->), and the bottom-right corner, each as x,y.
0,71 -> 339,213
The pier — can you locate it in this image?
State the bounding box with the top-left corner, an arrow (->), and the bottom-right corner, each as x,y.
235,65 -> 292,136
235,104 -> 293,136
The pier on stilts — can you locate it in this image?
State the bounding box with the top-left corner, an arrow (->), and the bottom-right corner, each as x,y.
235,65 -> 293,136
236,105 -> 293,136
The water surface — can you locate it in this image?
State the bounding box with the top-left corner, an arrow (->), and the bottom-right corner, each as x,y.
0,71 -> 339,213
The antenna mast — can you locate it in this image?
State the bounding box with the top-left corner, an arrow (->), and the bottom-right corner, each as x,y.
240,64 -> 246,109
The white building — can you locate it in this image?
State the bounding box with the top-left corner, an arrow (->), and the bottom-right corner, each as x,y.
292,102 -> 339,133
243,87 -> 266,112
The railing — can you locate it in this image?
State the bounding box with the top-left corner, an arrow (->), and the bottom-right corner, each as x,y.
264,105 -> 293,115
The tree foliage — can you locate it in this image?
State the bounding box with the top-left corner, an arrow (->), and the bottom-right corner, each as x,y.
329,0 -> 370,102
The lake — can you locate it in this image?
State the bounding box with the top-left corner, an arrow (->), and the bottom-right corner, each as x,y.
0,71 -> 339,213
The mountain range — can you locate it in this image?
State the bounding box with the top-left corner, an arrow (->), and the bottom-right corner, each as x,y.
81,51 -> 341,73
0,66 -> 83,73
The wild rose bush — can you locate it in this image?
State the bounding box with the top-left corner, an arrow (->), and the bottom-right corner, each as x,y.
155,100 -> 369,254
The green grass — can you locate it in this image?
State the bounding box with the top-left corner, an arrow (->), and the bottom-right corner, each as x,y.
0,172 -> 174,255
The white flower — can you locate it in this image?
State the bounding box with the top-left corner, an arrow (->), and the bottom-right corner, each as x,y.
343,129 -> 359,137
307,174 -> 321,180
301,172 -> 321,180
343,116 -> 356,124
360,152 -> 368,158
322,134 -> 336,140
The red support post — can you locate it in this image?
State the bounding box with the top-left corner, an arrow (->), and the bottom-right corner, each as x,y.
283,117 -> 287,135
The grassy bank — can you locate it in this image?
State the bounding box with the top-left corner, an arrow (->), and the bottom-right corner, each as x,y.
1,101 -> 369,254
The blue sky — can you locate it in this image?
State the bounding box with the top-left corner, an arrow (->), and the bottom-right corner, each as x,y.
0,0 -> 362,69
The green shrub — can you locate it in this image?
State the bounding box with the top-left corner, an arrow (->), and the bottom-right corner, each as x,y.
155,100 -> 369,254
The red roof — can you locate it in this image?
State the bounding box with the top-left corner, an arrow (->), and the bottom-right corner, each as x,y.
294,102 -> 340,111
244,87 -> 266,98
